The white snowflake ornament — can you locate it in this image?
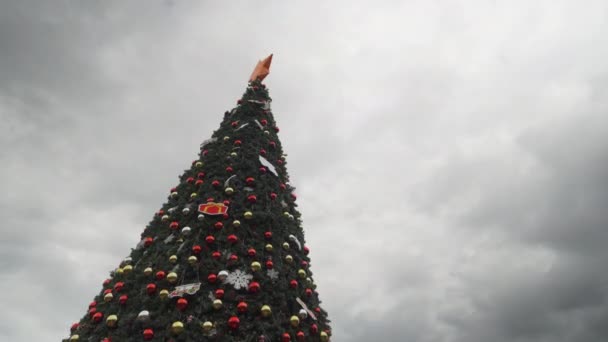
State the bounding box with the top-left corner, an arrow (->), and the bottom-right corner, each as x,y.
267,269 -> 279,281
224,269 -> 253,290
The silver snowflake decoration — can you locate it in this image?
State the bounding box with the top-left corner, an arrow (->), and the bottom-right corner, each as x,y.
224,269 -> 253,290
208,291 -> 215,301
267,269 -> 279,281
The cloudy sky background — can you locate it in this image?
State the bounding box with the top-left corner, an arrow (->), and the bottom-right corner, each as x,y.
2,1 -> 608,341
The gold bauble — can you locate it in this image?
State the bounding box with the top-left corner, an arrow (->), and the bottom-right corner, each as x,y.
171,191 -> 178,198
320,331 -> 329,341
69,335 -> 79,341
143,267 -> 153,276
285,255 -> 293,263
244,211 -> 253,219
115,267 -> 124,276
171,321 -> 184,334
230,152 -> 238,157
195,161 -> 203,168
190,192 -> 198,199
265,244 -> 273,252
213,299 -> 223,310
283,211 -> 290,218
223,136 -> 230,141
169,255 -> 178,263
161,214 -> 169,221
225,187 -> 234,195
123,265 -> 133,274
298,269 -> 307,279
290,315 -> 300,327
159,289 -> 169,300
232,220 -> 241,227
251,261 -> 261,272
167,272 -> 178,283
282,242 -> 290,250
260,305 -> 272,317
188,256 -> 198,265
106,314 -> 118,327
201,321 -> 213,331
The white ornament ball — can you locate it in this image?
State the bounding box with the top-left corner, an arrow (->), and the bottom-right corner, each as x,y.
137,310 -> 150,321
181,227 -> 192,236
298,309 -> 308,319
218,270 -> 229,281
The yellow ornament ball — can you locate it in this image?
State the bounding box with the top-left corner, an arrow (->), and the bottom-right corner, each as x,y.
106,315 -> 118,327
223,136 -> 230,141
265,244 -> 274,252
225,187 -> 234,195
244,211 -> 253,219
251,261 -> 262,272
169,255 -> 178,263
144,267 -> 153,276
190,192 -> 198,199
320,331 -> 329,341
195,161 -> 203,168
188,256 -> 198,265
161,214 -> 169,221
69,335 -> 79,341
115,267 -> 124,276
213,299 -> 223,310
171,191 -> 178,198
171,321 -> 184,334
123,265 -> 133,274
232,220 -> 241,227
230,152 -> 238,157
298,269 -> 307,279
201,321 -> 213,331
260,305 -> 272,317
104,293 -> 113,302
285,255 -> 293,263
159,289 -> 169,300
283,211 -> 290,218
167,272 -> 178,283
282,242 -> 290,250
290,315 -> 300,327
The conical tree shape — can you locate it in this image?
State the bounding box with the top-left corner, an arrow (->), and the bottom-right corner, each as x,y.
65,59 -> 331,342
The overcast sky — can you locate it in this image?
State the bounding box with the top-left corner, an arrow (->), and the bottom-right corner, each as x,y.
2,1 -> 608,341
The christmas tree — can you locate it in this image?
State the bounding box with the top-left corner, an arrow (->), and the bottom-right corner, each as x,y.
65,55 -> 331,342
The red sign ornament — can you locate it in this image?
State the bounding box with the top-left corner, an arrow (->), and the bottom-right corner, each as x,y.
198,202 -> 229,216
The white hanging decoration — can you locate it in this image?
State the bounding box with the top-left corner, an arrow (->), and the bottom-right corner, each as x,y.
263,100 -> 271,110
224,269 -> 253,290
296,297 -> 317,321
236,123 -> 249,131
281,200 -> 288,208
200,137 -> 218,148
224,174 -> 237,188
244,186 -> 254,192
266,269 -> 279,281
253,119 -> 264,130
259,156 -> 278,176
164,234 -> 175,244
289,235 -> 302,250
167,206 -> 179,214
169,283 -> 201,298
208,291 -> 215,301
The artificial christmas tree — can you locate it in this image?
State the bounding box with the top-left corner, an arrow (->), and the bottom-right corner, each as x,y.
64,55 -> 331,342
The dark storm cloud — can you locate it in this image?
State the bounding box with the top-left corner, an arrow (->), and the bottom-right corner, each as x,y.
2,1 -> 608,342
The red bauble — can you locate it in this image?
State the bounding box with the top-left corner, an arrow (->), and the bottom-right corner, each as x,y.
260,149 -> 267,156
195,179 -> 203,186
212,251 -> 221,260
247,248 -> 257,257
101,338 -> 111,342
144,237 -> 154,247
113,282 -> 124,292
186,177 -> 194,184
197,172 -> 205,179
215,289 -> 224,299
279,183 -> 286,190
92,312 -> 103,323
214,221 -> 224,230
229,254 -> 238,262
274,126 -> 280,133
246,177 -> 255,185
248,281 -> 261,293
89,301 -> 97,309
157,209 -> 164,216
277,159 -> 283,165
70,323 -> 79,331
247,195 -> 257,203
237,99 -> 242,104
253,86 -> 259,90
264,231 -> 272,239
212,180 -> 221,187
169,221 -> 179,230
291,193 -> 297,201
260,119 -> 268,126
223,200 -> 230,206
176,298 -> 188,311
155,271 -> 166,280
259,167 -> 267,173
310,324 -> 319,334
192,245 -> 202,254
269,141 -> 276,148
208,273 -> 217,283
103,289 -> 112,295
103,279 -> 111,286
206,197 -> 215,202
226,166 -> 234,173
237,301 -> 248,313
289,280 -> 298,289
170,187 -> 177,193
301,261 -> 309,268
296,331 -> 305,341
202,149 -> 209,156
270,192 -> 277,200
227,234 -> 238,244
143,329 -> 154,340
303,246 -> 310,255
234,140 -> 242,146
266,260 -> 274,269
228,316 -> 240,330
205,235 -> 215,244
146,283 -> 157,295
314,307 -> 321,314
231,121 -> 238,127
119,295 -> 128,305
282,333 -> 291,342
305,288 -> 313,297
88,308 -> 97,317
